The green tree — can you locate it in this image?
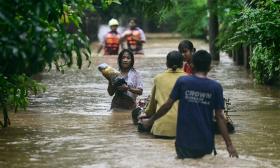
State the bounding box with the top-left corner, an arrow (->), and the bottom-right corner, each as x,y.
160,0 -> 208,38
208,0 -> 220,60
93,0 -> 174,31
218,0 -> 280,84
216,0 -> 243,51
0,0 -> 174,128
0,0 -> 119,127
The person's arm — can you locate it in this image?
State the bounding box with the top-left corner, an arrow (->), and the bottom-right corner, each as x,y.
97,34 -> 106,54
119,35 -> 125,46
120,39 -> 125,50
139,28 -> 146,43
131,34 -> 145,43
215,109 -> 239,158
141,98 -> 175,128
143,86 -> 157,117
97,44 -> 103,54
128,70 -> 143,95
120,33 -> 128,42
128,85 -> 142,95
116,83 -> 142,95
120,30 -> 130,43
141,77 -> 181,127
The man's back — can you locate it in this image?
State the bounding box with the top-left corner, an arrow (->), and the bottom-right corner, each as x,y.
170,75 -> 224,155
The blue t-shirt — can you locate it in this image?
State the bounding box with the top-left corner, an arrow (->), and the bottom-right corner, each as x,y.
170,75 -> 224,154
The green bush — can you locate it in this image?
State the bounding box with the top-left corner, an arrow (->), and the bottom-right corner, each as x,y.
0,74 -> 45,127
218,0 -> 280,85
250,44 -> 280,84
0,0 -> 174,128
0,0 -> 112,128
160,0 -> 208,38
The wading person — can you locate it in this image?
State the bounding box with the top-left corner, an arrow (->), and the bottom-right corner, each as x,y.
140,50 -> 238,158
107,49 -> 143,110
97,18 -> 121,55
178,40 -> 196,74
121,18 -> 146,55
137,51 -> 185,138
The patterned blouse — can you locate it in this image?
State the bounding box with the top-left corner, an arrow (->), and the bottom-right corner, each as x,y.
123,69 -> 143,101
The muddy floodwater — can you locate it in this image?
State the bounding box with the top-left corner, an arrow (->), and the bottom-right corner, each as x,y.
1,35 -> 280,168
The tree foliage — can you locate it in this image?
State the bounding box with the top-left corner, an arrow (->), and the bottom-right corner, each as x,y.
91,0 -> 174,33
159,0 -> 280,84
0,0 -> 175,128
216,0 -> 244,50
94,0 -> 173,19
250,44 -> 280,84
0,0 -> 96,76
0,0 -> 118,127
217,0 -> 280,84
161,0 -> 208,38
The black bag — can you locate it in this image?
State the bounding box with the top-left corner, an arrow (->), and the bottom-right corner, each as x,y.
131,107 -> 142,125
137,122 -> 152,133
112,76 -> 126,87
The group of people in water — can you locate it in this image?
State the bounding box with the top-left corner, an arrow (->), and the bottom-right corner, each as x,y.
98,18 -> 238,159
97,17 -> 146,55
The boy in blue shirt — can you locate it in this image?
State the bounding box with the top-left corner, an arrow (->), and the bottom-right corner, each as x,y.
140,50 -> 238,158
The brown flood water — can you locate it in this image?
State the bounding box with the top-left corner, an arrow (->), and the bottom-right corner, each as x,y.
1,35 -> 280,168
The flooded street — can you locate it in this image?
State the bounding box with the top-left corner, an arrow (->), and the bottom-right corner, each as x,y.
1,35 -> 280,168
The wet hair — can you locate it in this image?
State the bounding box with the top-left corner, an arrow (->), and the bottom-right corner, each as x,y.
178,40 -> 196,53
192,50 -> 212,72
118,49 -> 135,70
166,51 -> 184,71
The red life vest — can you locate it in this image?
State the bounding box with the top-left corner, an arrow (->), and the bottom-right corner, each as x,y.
126,29 -> 142,51
104,31 -> 120,55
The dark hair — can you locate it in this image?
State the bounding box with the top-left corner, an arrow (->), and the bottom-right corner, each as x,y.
118,49 -> 134,70
192,50 -> 212,72
129,17 -> 137,24
178,40 -> 196,53
166,51 -> 183,71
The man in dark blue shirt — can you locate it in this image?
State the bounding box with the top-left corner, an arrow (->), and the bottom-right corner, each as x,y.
140,50 -> 238,158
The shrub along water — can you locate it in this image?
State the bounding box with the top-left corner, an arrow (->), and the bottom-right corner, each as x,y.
218,0 -> 280,85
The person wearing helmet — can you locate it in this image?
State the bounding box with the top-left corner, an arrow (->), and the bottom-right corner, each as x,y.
97,18 -> 121,55
121,18 -> 146,55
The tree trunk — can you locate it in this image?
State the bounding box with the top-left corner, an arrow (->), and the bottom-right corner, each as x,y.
1,104 -> 10,128
208,0 -> 220,61
243,44 -> 250,69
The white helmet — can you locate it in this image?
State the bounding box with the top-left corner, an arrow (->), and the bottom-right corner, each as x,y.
108,18 -> 119,26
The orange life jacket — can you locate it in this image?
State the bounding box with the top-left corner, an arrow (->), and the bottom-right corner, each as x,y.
126,29 -> 142,51
105,31 -> 120,55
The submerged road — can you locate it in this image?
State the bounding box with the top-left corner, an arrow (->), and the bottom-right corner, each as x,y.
1,35 -> 280,168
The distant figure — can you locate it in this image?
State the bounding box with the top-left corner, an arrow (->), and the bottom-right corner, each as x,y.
97,18 -> 121,55
140,50 -> 238,159
107,49 -> 143,110
138,51 -> 185,138
178,40 -> 196,74
121,18 -> 146,55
